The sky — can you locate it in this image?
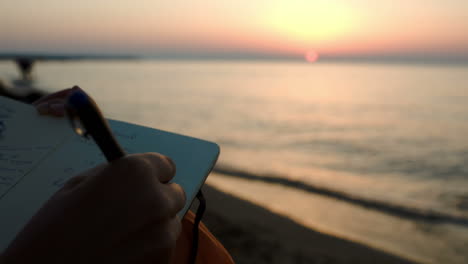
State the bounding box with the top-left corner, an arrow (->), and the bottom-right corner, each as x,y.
1,0 -> 467,60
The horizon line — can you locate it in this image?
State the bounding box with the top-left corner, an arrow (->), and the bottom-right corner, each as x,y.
0,51 -> 467,65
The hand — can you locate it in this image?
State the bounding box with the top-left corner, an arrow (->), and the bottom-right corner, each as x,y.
1,153 -> 186,264
32,86 -> 81,116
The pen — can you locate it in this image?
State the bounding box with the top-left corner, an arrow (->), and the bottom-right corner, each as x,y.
65,89 -> 126,162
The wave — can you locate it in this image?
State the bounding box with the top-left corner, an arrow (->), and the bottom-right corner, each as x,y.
212,165 -> 468,227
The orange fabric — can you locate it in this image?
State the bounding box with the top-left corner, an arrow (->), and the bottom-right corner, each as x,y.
171,211 -> 235,264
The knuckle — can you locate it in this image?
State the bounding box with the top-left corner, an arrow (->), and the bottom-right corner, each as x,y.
146,190 -> 172,220
162,155 -> 176,172
168,183 -> 186,210
147,153 -> 176,172
147,184 -> 185,220
144,153 -> 176,183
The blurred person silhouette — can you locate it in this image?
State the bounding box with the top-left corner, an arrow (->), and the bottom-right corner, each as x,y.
15,58 -> 35,81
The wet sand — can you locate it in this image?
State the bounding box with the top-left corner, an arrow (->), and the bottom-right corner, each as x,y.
200,184 -> 417,264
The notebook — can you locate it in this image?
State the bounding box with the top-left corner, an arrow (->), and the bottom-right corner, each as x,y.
0,96 -> 219,252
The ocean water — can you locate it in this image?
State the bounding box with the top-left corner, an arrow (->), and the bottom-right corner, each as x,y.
1,60 -> 468,262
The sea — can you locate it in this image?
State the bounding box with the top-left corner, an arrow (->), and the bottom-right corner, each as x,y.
1,60 -> 467,263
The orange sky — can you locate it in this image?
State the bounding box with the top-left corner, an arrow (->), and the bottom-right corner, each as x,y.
1,0 -> 467,58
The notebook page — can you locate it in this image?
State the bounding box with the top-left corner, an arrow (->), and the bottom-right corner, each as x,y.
0,96 -> 70,198
0,97 -> 73,251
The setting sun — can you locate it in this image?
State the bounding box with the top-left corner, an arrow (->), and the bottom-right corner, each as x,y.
305,50 -> 319,62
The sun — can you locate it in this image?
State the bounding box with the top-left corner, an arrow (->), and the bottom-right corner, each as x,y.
305,50 -> 319,63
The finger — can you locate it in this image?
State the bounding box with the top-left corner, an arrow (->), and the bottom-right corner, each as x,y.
143,153 -> 176,183
163,183 -> 186,216
36,102 -> 49,115
32,86 -> 81,106
49,102 -> 66,116
43,98 -> 67,105
32,88 -> 72,106
35,99 -> 67,116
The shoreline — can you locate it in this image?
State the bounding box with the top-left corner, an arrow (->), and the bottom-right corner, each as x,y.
213,165 -> 468,226
200,183 -> 417,264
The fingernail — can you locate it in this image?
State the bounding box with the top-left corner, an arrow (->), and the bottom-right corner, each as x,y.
36,103 -> 49,115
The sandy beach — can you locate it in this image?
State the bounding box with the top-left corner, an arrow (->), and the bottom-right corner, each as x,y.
200,182 -> 417,264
